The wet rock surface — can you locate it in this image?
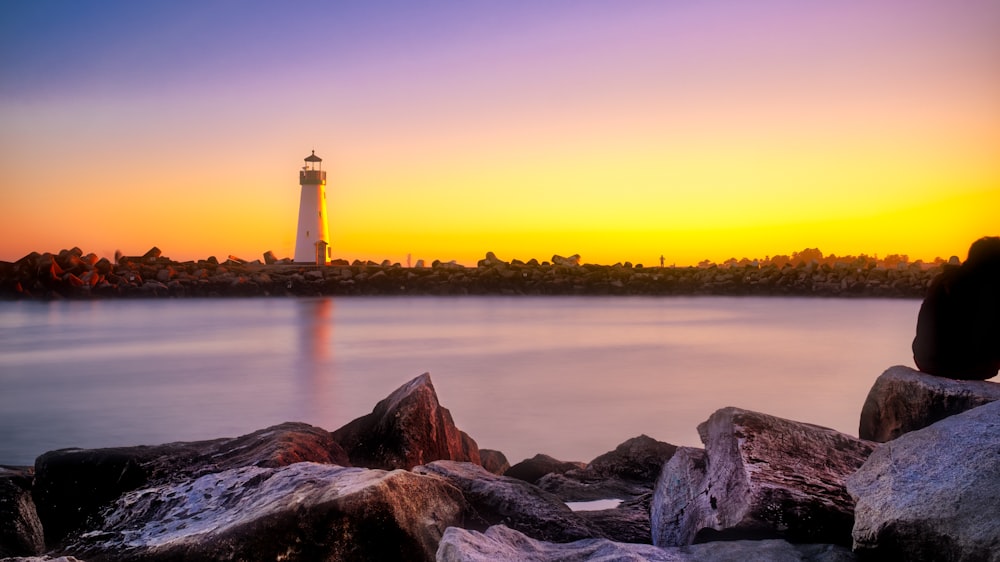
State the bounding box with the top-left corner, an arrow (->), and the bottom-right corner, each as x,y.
0,466 -> 44,558
858,364 -> 1000,442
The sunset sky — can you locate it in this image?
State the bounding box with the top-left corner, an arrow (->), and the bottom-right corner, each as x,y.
1,1 -> 998,266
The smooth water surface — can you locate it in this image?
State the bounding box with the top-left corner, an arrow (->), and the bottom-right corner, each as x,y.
0,296 -> 920,466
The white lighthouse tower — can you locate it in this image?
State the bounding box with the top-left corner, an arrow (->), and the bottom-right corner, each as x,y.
295,150 -> 330,264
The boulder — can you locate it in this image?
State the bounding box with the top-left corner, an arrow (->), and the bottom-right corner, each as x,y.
505,454 -> 585,485
263,250 -> 278,265
858,365 -> 1000,442
33,422 -> 346,545
586,435 -> 677,482
331,373 -> 481,470
479,449 -> 510,475
413,460 -> 604,543
552,254 -> 581,267
63,463 -> 468,562
0,466 -> 44,557
847,400 -> 1000,561
141,247 -> 161,260
652,407 -> 875,547
436,525 -> 857,562
574,494 -> 653,544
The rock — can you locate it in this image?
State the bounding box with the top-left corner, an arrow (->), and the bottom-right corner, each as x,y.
0,466 -> 44,557
331,373 -> 480,470
586,434 -> 677,482
858,365 -> 1000,442
263,250 -> 278,265
847,400 -> 1000,561
436,525 -> 857,562
575,494 -> 653,544
414,461 -> 604,543
33,422 -> 346,546
64,463 -> 468,562
552,254 -> 581,267
479,449 -> 510,475
652,407 -> 876,547
141,247 -> 161,260
505,454 -> 585,485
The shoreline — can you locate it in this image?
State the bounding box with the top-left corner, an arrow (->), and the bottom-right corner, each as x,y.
1,248 -> 936,301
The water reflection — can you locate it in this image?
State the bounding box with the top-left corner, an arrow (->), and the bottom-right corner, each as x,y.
296,298 -> 334,420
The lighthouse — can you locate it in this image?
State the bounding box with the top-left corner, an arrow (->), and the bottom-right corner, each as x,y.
295,150 -> 330,264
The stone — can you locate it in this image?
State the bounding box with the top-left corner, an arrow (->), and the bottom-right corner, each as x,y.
63,463 -> 468,562
0,466 -> 44,557
858,365 -> 1000,442
574,494 -> 653,544
479,449 -> 510,475
414,461 -> 604,543
33,422 -> 346,546
505,454 -> 585,485
331,373 -> 480,470
552,254 -> 581,267
652,408 -> 875,547
263,250 -> 278,265
141,247 -> 161,259
586,434 -> 677,482
436,525 -> 857,562
847,401 -> 1000,561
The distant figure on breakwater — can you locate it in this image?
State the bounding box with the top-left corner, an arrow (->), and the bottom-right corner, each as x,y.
913,236 -> 1000,380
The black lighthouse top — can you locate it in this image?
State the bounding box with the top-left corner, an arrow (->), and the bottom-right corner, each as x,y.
300,151 -> 326,185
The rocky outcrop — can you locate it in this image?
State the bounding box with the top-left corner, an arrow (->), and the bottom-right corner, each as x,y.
652,408 -> 876,547
33,422 -> 345,546
0,466 -> 44,557
413,461 -> 605,543
331,373 -> 481,470
505,454 -> 585,485
62,463 -> 468,562
479,449 -> 510,475
858,365 -> 1000,442
848,400 -> 1000,561
436,525 -> 857,562
2,248 -> 938,299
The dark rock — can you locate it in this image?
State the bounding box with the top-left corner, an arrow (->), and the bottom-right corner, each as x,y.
63,463 -> 468,562
586,434 -> 677,482
413,461 -> 605,543
652,407 -> 875,547
141,247 -> 161,260
263,250 -> 278,265
505,454 -> 585,485
33,422 -> 345,546
437,525 -> 857,562
858,365 -> 1000,442
331,373 -> 481,470
0,466 -> 44,557
479,449 -> 510,475
848,401 -> 1000,561
574,494 -> 653,544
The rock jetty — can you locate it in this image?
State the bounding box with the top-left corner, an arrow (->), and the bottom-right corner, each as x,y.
1,367 -> 997,561
1,247 -> 940,299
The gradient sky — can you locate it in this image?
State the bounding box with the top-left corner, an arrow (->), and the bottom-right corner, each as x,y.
2,1 -> 998,266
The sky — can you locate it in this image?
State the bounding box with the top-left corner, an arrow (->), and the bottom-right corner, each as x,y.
1,1 -> 998,266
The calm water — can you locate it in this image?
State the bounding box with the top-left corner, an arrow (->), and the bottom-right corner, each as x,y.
0,297 -> 920,466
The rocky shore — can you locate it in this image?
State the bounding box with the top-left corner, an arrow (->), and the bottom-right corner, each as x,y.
1,248 -> 940,299
2,366 -> 998,561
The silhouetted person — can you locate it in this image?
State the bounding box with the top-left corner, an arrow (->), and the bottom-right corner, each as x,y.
913,236 -> 1000,380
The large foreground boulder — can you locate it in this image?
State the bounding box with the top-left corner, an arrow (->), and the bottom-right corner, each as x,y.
332,373 -> 481,470
436,525 -> 857,562
847,400 -> 1000,561
414,461 -> 604,543
858,365 -> 1000,442
0,466 -> 44,557
33,422 -> 345,546
652,407 -> 876,547
62,463 -> 468,562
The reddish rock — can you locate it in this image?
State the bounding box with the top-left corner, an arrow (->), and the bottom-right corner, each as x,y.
479,449 -> 510,475
331,373 -> 481,470
859,365 -> 1000,442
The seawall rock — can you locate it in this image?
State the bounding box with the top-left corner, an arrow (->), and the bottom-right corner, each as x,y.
436,525 -> 857,562
0,466 -> 44,557
504,454 -> 585,485
858,364 -> 1000,442
62,463 -> 468,562
1,249 -> 939,299
33,422 -> 345,546
332,373 -> 481,470
848,400 -> 1000,561
652,407 -> 876,547
414,461 -> 605,543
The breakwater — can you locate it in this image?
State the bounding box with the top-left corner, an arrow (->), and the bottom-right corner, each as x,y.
1,248 -> 937,299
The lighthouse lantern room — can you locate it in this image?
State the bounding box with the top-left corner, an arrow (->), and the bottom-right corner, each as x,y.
295,150 -> 330,264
